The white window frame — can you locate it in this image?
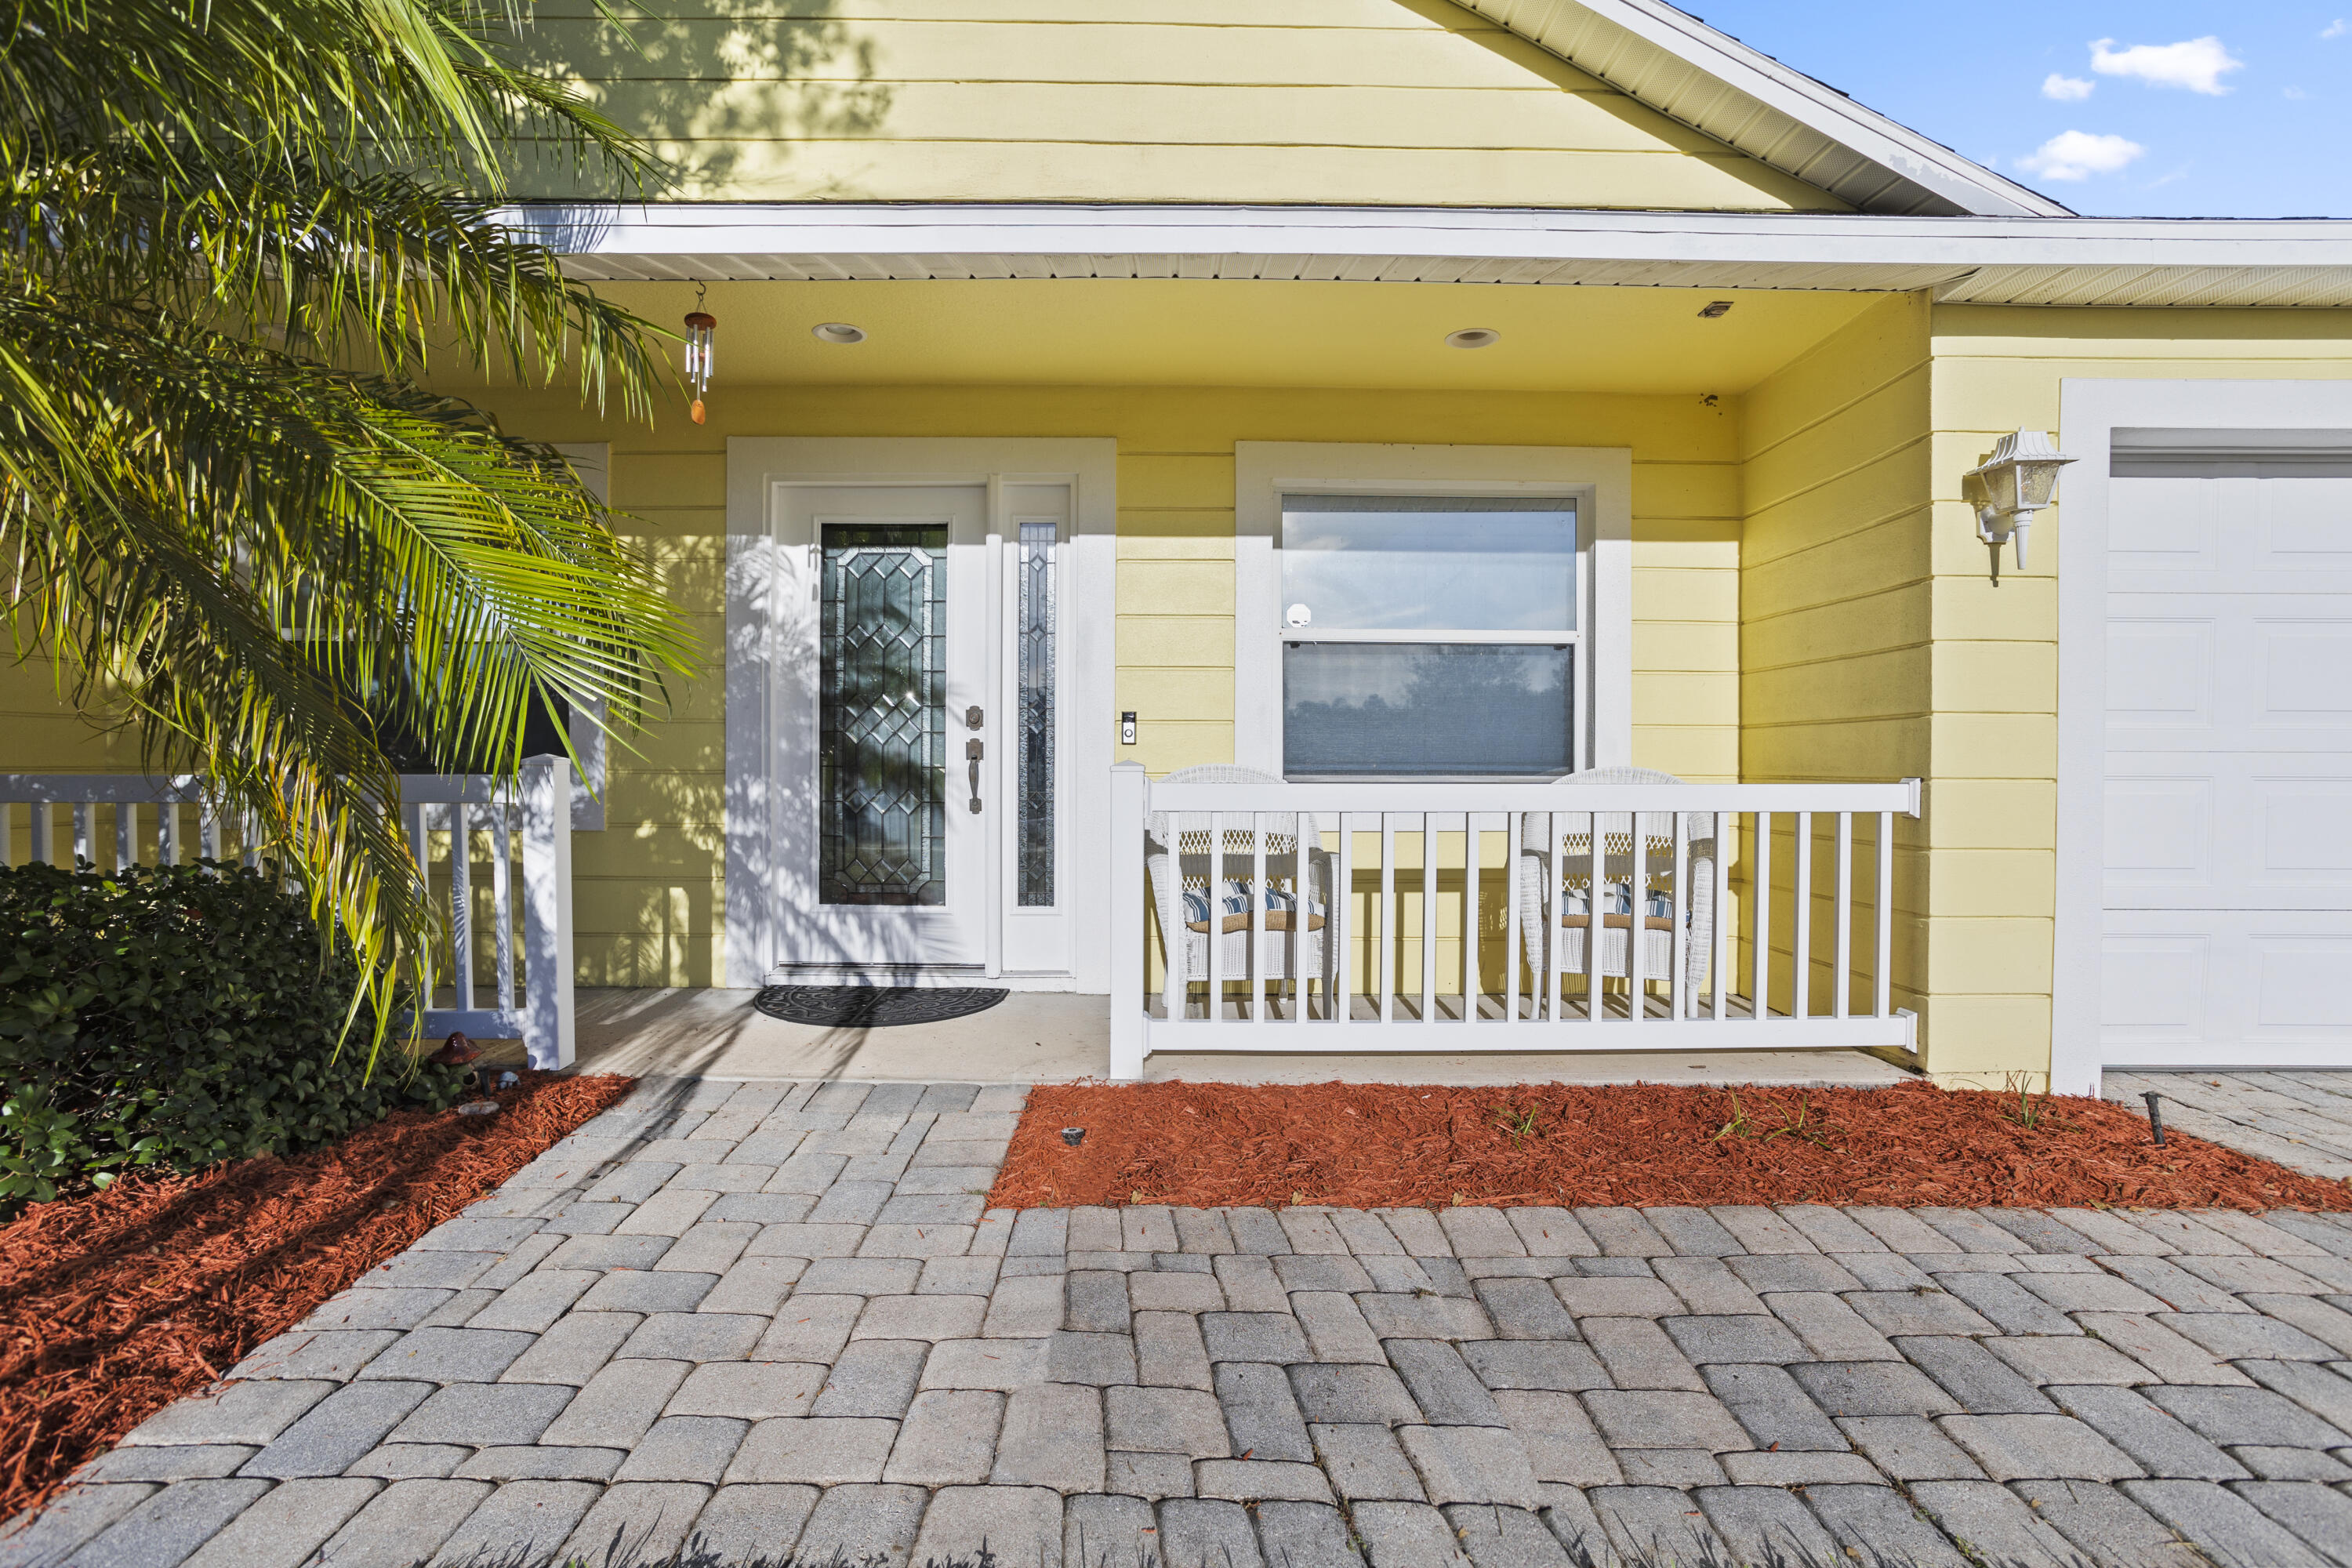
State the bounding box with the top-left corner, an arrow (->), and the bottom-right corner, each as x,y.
1233,441 -> 1632,779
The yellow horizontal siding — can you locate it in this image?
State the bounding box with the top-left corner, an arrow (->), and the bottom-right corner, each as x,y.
512,0 -> 1849,209
495,379 -> 1748,978
1911,306 -> 2352,1084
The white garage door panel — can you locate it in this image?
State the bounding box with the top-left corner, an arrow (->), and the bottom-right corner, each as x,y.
2103,911 -> 2352,1065
2104,759 -> 2352,909
2101,467 -> 2352,1067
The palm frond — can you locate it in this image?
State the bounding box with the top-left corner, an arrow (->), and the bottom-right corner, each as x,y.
0,0 -> 699,1049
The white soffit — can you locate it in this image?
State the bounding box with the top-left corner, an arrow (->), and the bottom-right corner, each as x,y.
522,205 -> 2352,309
1457,0 -> 2071,220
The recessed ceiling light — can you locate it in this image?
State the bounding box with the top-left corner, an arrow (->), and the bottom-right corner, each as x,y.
1697,300 -> 1734,319
811,322 -> 867,344
1445,328 -> 1501,350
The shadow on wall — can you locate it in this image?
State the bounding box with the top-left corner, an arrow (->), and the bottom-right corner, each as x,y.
502,0 -> 896,199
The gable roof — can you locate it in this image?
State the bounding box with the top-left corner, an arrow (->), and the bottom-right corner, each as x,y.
1461,0 -> 2072,219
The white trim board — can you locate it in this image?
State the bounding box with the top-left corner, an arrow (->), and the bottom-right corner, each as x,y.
513,204 -> 2352,308
2052,379 -> 2352,1094
1232,443 -> 1632,778
1457,0 -> 2066,219
723,437 -> 1118,991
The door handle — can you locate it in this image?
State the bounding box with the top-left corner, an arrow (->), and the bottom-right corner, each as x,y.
966,738 -> 983,814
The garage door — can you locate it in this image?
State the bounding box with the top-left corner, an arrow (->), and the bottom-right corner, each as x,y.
2102,442 -> 2352,1066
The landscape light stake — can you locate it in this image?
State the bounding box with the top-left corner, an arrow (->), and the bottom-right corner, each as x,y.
2143,1091 -> 2167,1147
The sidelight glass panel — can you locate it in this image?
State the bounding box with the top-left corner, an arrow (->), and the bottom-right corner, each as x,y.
819,524 -> 947,906
1016,521 -> 1057,906
1280,495 -> 1576,632
1284,643 -> 1573,776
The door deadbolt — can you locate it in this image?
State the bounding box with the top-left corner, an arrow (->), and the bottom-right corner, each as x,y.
964,705 -> 984,731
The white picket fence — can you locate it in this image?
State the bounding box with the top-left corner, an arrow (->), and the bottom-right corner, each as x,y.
1106,763 -> 1921,1080
0,757 -> 575,1069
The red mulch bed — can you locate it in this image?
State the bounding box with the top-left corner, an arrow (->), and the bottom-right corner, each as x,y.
0,1070 -> 635,1522
990,1080 -> 2352,1214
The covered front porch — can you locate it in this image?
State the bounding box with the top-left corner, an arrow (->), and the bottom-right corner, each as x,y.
407,261 -> 2025,1083
526,986 -> 1917,1087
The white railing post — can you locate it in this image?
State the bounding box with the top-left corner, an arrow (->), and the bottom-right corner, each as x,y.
1876,808 -> 1896,1020
1834,811 -> 1853,1019
1345,818 -> 1364,1025
492,802 -> 517,1014
1108,761 -> 1148,1080
521,756 -> 575,1070
1464,814 -> 1482,1025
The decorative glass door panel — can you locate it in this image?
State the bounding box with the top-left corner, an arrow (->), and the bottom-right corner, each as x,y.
820,524 -> 948,906
1015,521 -> 1057,907
773,485 -> 988,971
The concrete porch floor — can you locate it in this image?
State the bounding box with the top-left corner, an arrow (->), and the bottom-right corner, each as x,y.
478,989 -> 1918,1088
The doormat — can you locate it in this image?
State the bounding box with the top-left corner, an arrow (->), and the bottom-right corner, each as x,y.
753,984 -> 1008,1028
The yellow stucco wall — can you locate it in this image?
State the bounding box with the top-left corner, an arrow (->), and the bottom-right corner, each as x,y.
517,0 -> 1845,210
460,379 -> 1743,985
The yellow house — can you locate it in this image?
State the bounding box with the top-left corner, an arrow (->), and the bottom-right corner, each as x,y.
15,0 -> 2352,1091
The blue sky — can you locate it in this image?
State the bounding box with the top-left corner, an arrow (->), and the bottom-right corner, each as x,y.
1679,3 -> 2352,217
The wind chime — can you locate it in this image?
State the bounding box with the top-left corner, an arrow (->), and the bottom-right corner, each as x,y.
684,282 -> 717,424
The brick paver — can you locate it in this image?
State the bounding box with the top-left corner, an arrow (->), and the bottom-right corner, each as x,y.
12,1073 -> 2352,1568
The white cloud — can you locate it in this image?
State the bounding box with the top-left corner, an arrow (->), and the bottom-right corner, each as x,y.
2017,130 -> 2147,180
2089,36 -> 2245,94
2324,20 -> 2347,38
2042,73 -> 2096,100
2285,85 -> 2311,99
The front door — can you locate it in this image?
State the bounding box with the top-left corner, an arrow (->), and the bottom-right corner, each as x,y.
789,484 -> 989,969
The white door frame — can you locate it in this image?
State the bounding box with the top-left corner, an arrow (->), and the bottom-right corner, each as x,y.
724,437 -> 1119,991
2053,379 -> 2352,1094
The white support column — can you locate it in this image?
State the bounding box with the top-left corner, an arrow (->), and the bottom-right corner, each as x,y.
521,756 -> 575,1071
1107,762 -> 1147,1080
28,803 -> 53,867
492,801 -> 517,1014
451,801 -> 475,1014
74,804 -> 93,866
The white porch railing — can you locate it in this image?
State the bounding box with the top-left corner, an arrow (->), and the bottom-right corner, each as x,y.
0,757 -> 575,1069
1106,763 -> 1922,1080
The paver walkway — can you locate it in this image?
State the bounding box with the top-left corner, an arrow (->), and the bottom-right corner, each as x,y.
11,1077 -> 2352,1568
2107,1071 -> 2352,1183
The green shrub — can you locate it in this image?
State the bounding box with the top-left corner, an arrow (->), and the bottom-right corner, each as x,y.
0,859 -> 467,1211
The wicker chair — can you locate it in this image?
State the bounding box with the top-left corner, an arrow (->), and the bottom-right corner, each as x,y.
1145,764 -> 1338,1020
1517,765 -> 1716,1011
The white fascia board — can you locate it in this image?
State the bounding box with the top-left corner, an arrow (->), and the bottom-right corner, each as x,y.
510,203 -> 2352,275
1468,0 -> 2071,220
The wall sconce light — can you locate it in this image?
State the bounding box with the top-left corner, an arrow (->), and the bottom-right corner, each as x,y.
1962,430 -> 2075,584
